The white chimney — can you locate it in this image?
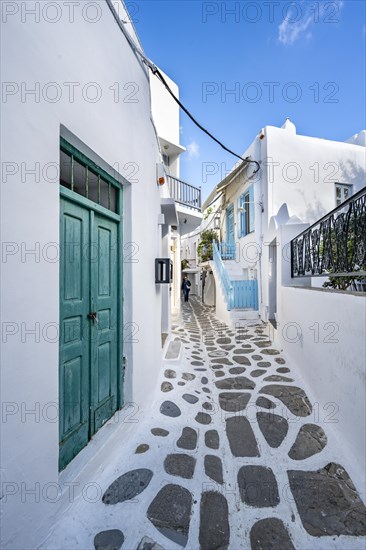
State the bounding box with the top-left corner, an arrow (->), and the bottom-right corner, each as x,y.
281,117 -> 296,135
345,130 -> 366,147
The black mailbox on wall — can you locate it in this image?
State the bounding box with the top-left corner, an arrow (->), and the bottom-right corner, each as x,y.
155,258 -> 173,284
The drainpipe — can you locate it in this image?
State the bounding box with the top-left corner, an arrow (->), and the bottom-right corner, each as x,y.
258,135 -> 264,321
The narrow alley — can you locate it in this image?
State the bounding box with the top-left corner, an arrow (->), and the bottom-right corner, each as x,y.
45,297 -> 366,550
2,2 -> 366,549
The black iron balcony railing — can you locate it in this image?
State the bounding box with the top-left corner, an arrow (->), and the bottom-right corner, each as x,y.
167,175 -> 201,211
291,186 -> 366,278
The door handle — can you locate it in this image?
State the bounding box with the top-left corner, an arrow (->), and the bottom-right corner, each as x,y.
87,312 -> 98,324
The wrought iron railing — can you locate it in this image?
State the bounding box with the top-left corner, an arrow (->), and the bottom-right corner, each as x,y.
291,186 -> 366,278
212,241 -> 258,309
219,242 -> 236,260
167,175 -> 201,211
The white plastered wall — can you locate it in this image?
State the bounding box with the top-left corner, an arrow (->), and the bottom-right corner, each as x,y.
1,3 -> 169,547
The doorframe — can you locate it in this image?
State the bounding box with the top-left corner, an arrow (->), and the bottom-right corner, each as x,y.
59,146 -> 124,413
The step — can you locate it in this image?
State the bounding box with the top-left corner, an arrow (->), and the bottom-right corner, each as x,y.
230,309 -> 260,322
225,266 -> 243,272
223,260 -> 240,269
226,270 -> 245,281
226,275 -> 244,280
164,338 -> 182,360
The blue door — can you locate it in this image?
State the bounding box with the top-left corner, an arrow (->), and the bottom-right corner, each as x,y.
221,204 -> 236,259
226,204 -> 235,243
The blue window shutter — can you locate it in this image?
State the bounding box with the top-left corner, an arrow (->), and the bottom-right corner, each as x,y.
249,185 -> 255,233
237,197 -> 241,238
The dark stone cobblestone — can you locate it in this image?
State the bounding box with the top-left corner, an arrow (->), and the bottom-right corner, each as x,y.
94,529 -> 125,550
199,492 -> 229,550
238,465 -> 280,507
288,463 -> 366,536
250,519 -> 295,549
147,484 -> 192,546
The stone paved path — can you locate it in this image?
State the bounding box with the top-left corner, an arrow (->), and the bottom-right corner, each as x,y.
46,296 -> 366,550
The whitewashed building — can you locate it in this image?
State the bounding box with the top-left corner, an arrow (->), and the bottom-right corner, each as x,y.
195,119 -> 366,326
0,2 -> 201,548
150,70 -> 202,322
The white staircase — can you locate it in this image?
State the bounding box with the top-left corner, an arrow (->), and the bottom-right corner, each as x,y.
222,260 -> 245,281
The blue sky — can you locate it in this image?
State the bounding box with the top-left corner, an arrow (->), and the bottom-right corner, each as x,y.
133,0 -> 366,199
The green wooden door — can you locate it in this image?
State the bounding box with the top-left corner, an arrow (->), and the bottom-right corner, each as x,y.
59,199 -> 119,470
90,213 -> 118,433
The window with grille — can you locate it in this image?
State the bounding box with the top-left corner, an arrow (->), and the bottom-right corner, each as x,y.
60,139 -> 119,213
335,183 -> 352,207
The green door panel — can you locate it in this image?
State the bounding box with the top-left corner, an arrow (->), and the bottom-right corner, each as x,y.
90,214 -> 118,434
59,199 -> 90,470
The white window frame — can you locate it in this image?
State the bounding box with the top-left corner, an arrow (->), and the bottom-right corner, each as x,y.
238,185 -> 254,237
335,183 -> 352,207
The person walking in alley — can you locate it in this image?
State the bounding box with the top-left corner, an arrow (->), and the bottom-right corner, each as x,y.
181,275 -> 191,302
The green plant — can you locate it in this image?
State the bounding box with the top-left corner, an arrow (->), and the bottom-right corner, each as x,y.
181,259 -> 190,270
197,229 -> 219,262
323,274 -> 365,291
204,206 -> 213,220
321,215 -> 366,290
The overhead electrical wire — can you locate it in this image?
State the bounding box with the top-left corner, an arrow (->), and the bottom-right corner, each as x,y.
106,0 -> 261,174
204,190 -> 225,210
150,68 -> 261,173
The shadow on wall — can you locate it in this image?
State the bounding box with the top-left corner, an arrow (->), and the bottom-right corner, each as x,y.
338,159 -> 366,191
269,203 -> 290,231
269,204 -> 304,233
204,271 -> 216,307
295,189 -> 327,225
295,159 -> 366,225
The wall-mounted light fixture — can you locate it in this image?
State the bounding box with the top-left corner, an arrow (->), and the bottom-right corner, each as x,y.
214,215 -> 220,230
155,258 -> 173,284
156,162 -> 165,186
239,201 -> 264,213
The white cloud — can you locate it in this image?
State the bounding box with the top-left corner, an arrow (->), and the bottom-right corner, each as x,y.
278,0 -> 344,46
278,14 -> 313,45
186,141 -> 199,159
